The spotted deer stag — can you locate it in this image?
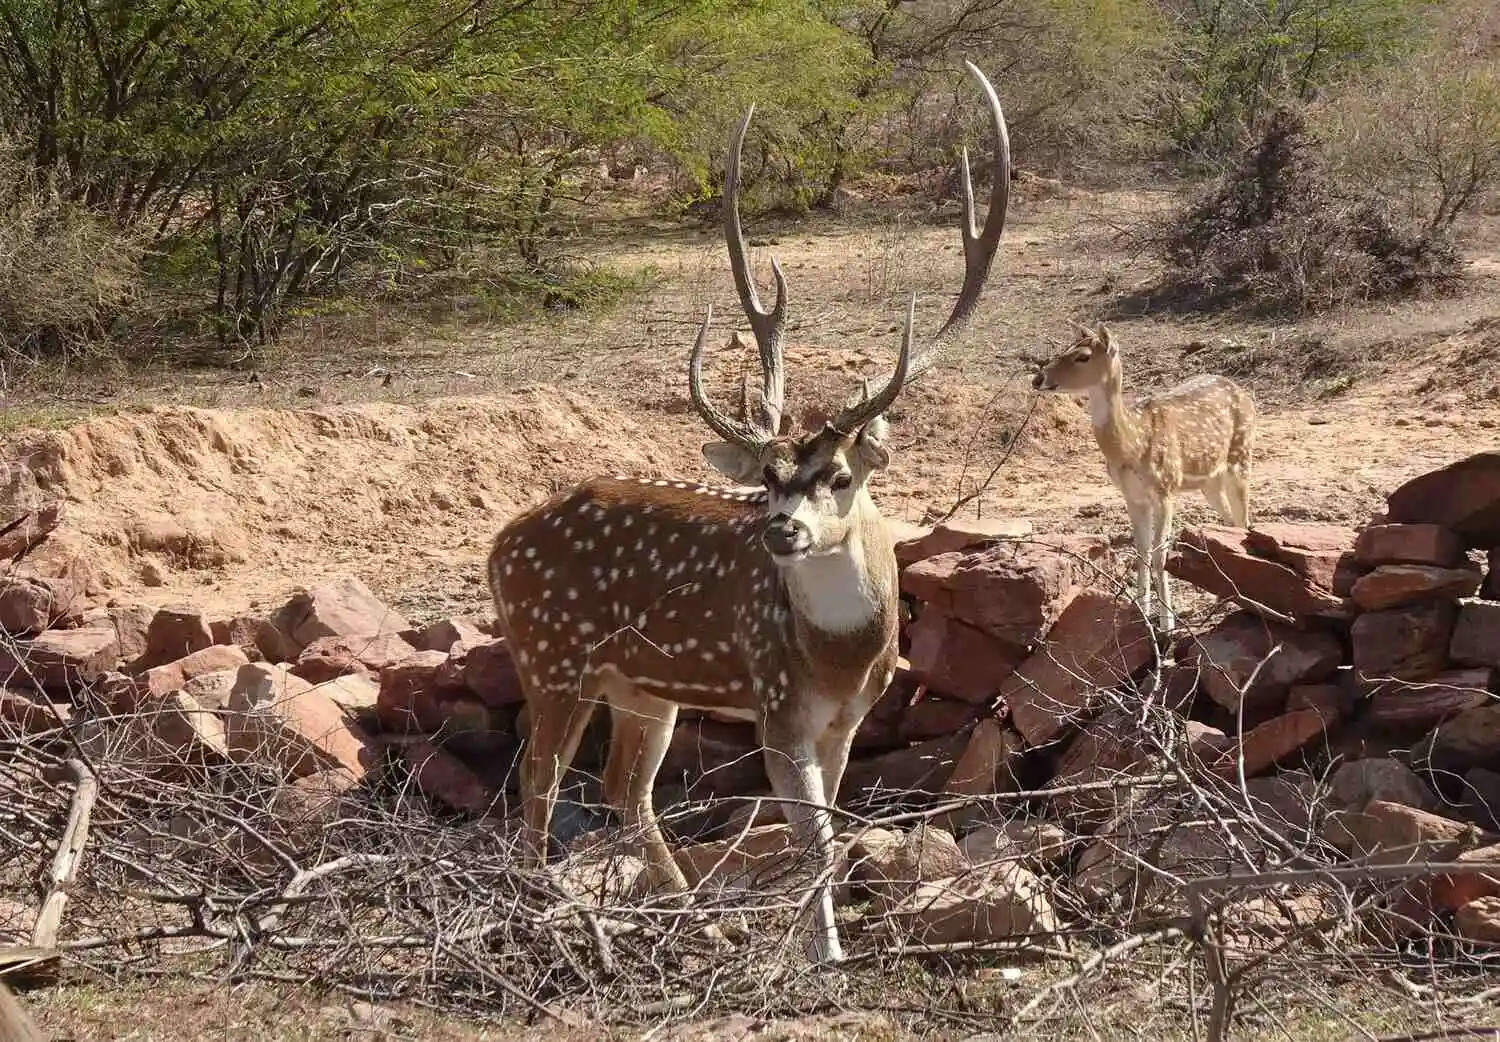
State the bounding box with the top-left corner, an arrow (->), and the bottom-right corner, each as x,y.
488,60 -> 1011,966
1032,322 -> 1256,631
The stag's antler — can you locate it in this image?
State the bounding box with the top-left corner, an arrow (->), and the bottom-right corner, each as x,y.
828,60 -> 1011,435
687,103 -> 794,452
723,105 -> 788,438
691,60 -> 1010,447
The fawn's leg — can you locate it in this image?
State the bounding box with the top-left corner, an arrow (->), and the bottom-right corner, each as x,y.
1225,465 -> 1252,528
1202,477 -> 1237,524
1152,493 -> 1178,632
1124,495 -> 1155,623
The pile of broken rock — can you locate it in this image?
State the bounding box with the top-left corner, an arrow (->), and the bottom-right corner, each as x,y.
3,452 -> 1500,951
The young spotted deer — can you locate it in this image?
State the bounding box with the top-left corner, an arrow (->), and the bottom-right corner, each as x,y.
488,60 -> 1012,966
1032,323 -> 1255,631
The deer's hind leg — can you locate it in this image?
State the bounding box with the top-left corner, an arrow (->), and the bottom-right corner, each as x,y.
1202,476 -> 1238,525
599,673 -> 688,894
518,669 -> 600,867
1224,462 -> 1252,527
1224,404 -> 1255,527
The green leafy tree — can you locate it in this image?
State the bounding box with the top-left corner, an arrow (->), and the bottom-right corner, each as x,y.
0,0 -> 870,346
1159,0 -> 1434,161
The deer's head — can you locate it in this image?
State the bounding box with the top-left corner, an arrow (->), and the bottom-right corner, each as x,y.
690,61 -> 1012,566
1032,322 -> 1121,395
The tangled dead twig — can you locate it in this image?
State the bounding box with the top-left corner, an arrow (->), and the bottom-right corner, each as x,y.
29,758 -> 96,954
2,550 -> 1499,1038
930,371 -> 1041,525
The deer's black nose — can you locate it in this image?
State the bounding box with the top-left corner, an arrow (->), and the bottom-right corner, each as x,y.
763,516 -> 810,558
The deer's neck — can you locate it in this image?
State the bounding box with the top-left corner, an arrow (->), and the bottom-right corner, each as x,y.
1086,375 -> 1145,467
782,498 -> 895,637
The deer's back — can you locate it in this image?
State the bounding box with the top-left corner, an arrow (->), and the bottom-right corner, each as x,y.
488,476 -> 786,711
1137,374 -> 1254,484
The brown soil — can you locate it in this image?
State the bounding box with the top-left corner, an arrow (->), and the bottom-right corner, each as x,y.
3,182 -> 1500,1039
3,184 -> 1497,622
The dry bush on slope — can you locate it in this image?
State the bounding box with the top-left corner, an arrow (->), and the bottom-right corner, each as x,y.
0,143 -> 145,370
1315,43 -> 1500,236
1144,109 -> 1463,316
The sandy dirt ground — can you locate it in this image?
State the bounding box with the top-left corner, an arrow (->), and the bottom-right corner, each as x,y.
3,177 -> 1500,1041
2,182 -> 1498,627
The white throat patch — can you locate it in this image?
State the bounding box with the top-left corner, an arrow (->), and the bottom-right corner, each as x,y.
783,538 -> 879,633
1086,386 -> 1115,430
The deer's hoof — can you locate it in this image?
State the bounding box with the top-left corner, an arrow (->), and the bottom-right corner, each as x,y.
702,917 -> 750,947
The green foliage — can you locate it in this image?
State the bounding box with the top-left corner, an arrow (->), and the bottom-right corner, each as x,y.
0,0 -> 1492,358
1160,0 -> 1436,162
807,0 -> 1168,189
0,0 -> 867,349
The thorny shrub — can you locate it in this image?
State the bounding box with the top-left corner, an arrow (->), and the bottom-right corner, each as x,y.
1155,110 -> 1464,314
1315,46 -> 1500,236
0,145 -> 144,369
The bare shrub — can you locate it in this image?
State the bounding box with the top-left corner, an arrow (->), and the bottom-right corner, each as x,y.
890,0 -> 1169,177
0,143 -> 144,365
1149,109 -> 1463,314
1315,46 -> 1500,235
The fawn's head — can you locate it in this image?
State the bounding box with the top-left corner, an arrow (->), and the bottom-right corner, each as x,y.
1032,322 -> 1120,394
692,61 -> 1012,566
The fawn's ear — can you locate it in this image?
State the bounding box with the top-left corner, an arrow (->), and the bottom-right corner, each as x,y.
702,441 -> 762,484
1097,323 -> 1118,357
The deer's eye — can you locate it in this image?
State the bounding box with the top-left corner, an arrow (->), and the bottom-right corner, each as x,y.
830,472 -> 853,492
1074,352 -> 1092,363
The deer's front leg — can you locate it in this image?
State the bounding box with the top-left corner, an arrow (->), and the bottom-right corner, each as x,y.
1153,495 -> 1177,632
761,719 -> 843,967
1123,493 -> 1155,623
816,662 -> 890,808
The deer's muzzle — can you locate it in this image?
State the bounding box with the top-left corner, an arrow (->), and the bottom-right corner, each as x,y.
763,515 -> 811,559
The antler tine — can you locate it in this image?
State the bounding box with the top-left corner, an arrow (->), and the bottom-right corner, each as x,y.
688,304 -> 766,449
930,60 -> 1011,349
724,105 -> 788,438
827,61 -> 1010,434
829,294 -> 915,435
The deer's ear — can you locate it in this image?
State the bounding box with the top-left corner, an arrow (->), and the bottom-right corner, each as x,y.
1098,323 -> 1117,357
701,442 -> 762,483
853,415 -> 891,471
